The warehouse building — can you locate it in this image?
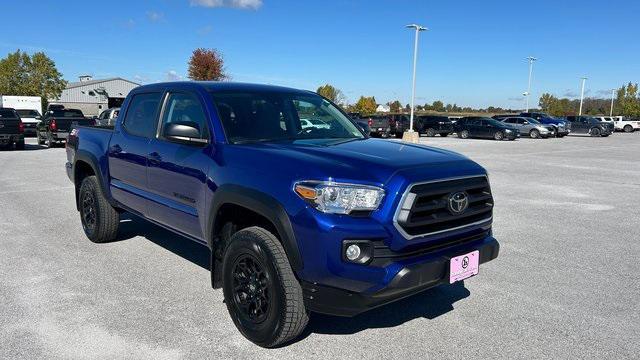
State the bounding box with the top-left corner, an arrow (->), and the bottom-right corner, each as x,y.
49,76 -> 139,116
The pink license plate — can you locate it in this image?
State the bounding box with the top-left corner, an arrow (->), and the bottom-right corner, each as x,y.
449,250 -> 479,284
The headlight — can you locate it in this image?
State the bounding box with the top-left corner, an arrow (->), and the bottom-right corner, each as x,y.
294,181 -> 385,214
504,129 -> 512,133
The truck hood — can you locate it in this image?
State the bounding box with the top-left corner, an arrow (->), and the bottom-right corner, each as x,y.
222,138 -> 485,186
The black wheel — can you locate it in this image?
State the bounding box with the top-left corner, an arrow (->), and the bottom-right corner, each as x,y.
624,125 -> 633,133
590,127 -> 601,137
15,140 -> 25,150
425,128 -> 436,137
529,129 -> 540,139
494,131 -> 504,140
439,133 -> 449,137
459,130 -> 470,139
79,175 -> 119,243
395,132 -> 403,138
222,227 -> 308,348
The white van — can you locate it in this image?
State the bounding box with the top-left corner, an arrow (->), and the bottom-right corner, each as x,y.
0,96 -> 42,136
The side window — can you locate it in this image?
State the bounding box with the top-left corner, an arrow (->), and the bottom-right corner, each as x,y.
123,93 -> 162,138
504,118 -> 514,124
160,92 -> 209,140
98,110 -> 108,119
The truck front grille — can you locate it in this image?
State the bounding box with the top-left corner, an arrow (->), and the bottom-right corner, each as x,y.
394,176 -> 493,238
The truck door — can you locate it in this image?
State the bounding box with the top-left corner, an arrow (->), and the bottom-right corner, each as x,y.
108,92 -> 163,216
146,91 -> 211,241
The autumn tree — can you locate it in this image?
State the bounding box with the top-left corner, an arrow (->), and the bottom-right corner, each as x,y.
316,84 -> 344,103
388,100 -> 402,112
188,48 -> 228,81
354,96 -> 377,115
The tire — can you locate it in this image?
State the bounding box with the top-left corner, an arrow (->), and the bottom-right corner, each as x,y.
425,128 -> 436,137
15,140 -> 25,150
78,175 -> 120,243
624,125 -> 633,133
494,131 -> 504,140
439,133 -> 449,137
529,129 -> 540,139
395,132 -> 403,138
590,127 -> 601,137
459,130 -> 470,139
222,227 -> 308,348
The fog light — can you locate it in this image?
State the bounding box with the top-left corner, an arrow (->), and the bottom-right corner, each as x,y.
345,244 -> 361,261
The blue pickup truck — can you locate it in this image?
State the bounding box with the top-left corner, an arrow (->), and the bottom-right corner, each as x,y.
65,82 -> 499,347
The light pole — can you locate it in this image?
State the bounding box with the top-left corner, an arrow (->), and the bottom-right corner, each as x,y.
525,56 -> 537,112
609,88 -> 615,116
406,23 -> 428,134
578,77 -> 587,116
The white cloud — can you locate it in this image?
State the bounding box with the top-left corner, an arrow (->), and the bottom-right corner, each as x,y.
166,70 -> 183,81
189,0 -> 263,10
146,11 -> 164,22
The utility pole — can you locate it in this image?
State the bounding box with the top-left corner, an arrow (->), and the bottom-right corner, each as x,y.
610,88 -> 615,117
525,56 -> 537,112
579,77 -> 587,116
405,23 -> 428,139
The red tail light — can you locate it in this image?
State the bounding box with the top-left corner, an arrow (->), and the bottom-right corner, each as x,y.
18,120 -> 24,133
50,119 -> 57,131
367,119 -> 372,126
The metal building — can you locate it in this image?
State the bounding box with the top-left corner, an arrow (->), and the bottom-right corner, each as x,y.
49,76 -> 140,116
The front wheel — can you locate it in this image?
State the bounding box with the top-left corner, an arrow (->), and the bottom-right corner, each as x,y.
459,130 -> 470,139
222,227 -> 308,348
529,129 -> 540,139
494,131 -> 504,140
79,175 -> 120,243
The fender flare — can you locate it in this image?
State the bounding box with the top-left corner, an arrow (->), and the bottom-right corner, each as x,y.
73,150 -> 114,209
206,184 -> 303,272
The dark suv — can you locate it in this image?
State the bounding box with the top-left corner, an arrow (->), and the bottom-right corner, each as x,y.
564,116 -> 611,137
454,116 -> 519,140
0,108 -> 25,150
416,115 -> 454,137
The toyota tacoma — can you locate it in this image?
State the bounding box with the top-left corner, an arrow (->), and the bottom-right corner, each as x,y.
65,82 -> 500,347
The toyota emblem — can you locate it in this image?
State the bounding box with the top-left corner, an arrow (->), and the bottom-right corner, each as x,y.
448,191 -> 469,214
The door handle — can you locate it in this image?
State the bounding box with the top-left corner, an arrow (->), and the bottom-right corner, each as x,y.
110,144 -> 122,154
148,152 -> 162,163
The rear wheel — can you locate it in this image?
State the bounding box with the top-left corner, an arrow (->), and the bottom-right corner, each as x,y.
624,125 -> 633,133
459,130 -> 470,139
590,127 -> 601,137
529,129 -> 540,139
79,175 -> 120,243
494,131 -> 504,140
425,128 -> 436,137
222,227 -> 308,348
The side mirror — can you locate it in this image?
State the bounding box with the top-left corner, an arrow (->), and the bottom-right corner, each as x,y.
165,122 -> 208,145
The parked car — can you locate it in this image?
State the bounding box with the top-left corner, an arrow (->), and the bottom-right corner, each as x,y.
520,112 -> 570,137
96,107 -> 120,127
389,113 -> 410,137
610,116 -> 640,132
564,116 -> 612,137
0,108 -> 25,150
361,114 -> 392,137
454,116 -> 519,140
496,116 -> 555,138
416,115 -> 454,137
36,108 -> 95,147
15,109 -> 42,136
593,116 -> 616,134
65,82 -> 500,347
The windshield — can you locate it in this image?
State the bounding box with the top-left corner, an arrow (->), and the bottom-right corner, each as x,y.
210,91 -> 364,143
0,109 -> 18,118
49,109 -> 84,117
16,109 -> 41,117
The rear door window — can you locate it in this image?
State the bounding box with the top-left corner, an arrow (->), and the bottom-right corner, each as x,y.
123,93 -> 162,138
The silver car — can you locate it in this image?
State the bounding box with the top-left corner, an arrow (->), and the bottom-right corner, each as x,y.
500,117 -> 554,138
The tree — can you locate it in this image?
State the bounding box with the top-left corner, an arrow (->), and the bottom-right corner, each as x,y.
354,96 -> 377,115
538,93 -> 557,112
0,50 -> 66,108
316,84 -> 344,104
431,100 -> 445,112
188,48 -> 228,81
388,100 -> 402,112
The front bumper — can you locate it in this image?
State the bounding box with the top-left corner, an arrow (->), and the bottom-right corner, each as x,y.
302,235 -> 499,317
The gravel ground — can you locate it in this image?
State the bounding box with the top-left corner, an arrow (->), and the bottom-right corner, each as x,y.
1,133 -> 639,359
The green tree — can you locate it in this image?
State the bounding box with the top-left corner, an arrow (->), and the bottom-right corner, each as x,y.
538,93 -> 557,112
316,84 -> 344,104
0,50 -> 66,108
431,100 -> 445,112
354,96 -> 377,115
388,100 -> 402,112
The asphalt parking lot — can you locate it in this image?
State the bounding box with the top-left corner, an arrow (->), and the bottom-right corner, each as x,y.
1,133 -> 639,359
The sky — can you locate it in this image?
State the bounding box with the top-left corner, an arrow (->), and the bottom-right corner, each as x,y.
1,0 -> 639,109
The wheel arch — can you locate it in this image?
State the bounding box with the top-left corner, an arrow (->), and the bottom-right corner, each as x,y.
73,151 -> 112,210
